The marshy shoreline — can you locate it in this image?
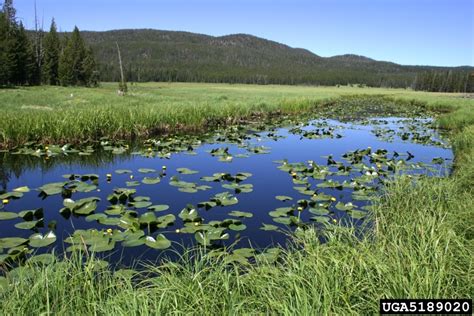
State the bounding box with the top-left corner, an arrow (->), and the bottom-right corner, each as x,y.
0,83 -> 473,314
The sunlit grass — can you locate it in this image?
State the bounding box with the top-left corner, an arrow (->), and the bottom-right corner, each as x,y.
1,83 -> 471,148
0,83 -> 473,314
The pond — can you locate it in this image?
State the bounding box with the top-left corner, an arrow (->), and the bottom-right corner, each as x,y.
0,116 -> 452,266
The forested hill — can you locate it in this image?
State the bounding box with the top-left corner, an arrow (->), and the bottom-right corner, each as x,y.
76,29 -> 473,89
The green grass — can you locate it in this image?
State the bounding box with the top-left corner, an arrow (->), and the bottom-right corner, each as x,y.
0,83 -> 473,314
0,82 -> 471,148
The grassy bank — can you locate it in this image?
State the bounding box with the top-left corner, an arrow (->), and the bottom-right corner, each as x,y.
0,83 -> 472,148
0,84 -> 473,314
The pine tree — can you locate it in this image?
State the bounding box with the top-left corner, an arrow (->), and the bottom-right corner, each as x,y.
82,47 -> 99,86
1,0 -> 17,85
0,11 -> 8,85
43,19 -> 60,85
58,34 -> 74,86
59,26 -> 96,86
1,1 -> 35,85
14,22 -> 35,85
71,26 -> 87,85
2,0 -> 16,25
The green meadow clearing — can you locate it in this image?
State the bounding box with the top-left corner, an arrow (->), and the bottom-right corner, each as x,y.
0,83 -> 473,314
1,82 -> 473,148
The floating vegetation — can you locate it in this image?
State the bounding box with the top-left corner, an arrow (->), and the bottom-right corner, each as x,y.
0,115 -> 452,266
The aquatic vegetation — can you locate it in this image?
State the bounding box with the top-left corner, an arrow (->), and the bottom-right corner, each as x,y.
0,112 -> 454,266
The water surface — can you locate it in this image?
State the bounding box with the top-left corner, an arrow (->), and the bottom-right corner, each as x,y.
0,117 -> 452,265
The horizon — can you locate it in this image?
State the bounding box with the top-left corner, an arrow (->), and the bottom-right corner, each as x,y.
12,0 -> 474,67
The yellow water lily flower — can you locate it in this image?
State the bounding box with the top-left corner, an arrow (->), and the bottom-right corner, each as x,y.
130,175 -> 134,179
106,228 -> 113,234
297,206 -> 303,212
2,199 -> 9,204
175,229 -> 180,233
332,219 -> 337,223
330,197 -> 336,201
162,165 -> 167,169
106,173 -> 112,178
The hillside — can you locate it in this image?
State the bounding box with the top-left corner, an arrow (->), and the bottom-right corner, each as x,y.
76,29 -> 472,87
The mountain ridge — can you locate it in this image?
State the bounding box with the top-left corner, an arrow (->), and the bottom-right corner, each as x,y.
64,28 -> 472,87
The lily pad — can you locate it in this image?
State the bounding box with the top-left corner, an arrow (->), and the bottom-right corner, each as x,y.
229,223 -> 247,231
15,219 -> 42,230
0,212 -> 18,220
177,168 -> 199,175
275,195 -> 293,201
115,169 -> 133,174
0,237 -> 28,248
148,204 -> 170,212
38,182 -> 65,196
13,186 -> 30,193
145,234 -> 171,249
260,223 -> 279,231
138,168 -> 156,174
142,177 -> 161,185
228,210 -> 253,218
29,231 -> 57,248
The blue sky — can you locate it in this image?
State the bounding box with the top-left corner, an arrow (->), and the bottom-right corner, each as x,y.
13,0 -> 474,66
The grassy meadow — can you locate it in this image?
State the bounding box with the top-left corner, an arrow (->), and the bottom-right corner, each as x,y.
1,82 -> 472,148
0,83 -> 473,314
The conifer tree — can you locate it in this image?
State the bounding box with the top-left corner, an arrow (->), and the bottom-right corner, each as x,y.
2,0 -> 15,25
43,19 -> 60,85
0,10 -> 8,85
6,22 -> 33,85
82,47 -> 99,86
59,26 -> 96,86
58,33 -> 74,86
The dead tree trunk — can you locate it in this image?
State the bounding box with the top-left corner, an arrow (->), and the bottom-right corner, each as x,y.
116,41 -> 127,94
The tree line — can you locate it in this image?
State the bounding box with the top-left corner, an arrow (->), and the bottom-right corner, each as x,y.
0,0 -> 98,87
412,70 -> 474,93
1,1 -> 472,92
83,30 -> 473,93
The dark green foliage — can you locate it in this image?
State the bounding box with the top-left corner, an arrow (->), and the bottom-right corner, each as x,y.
58,26 -> 98,87
0,1 -> 98,87
59,26 -> 84,86
0,11 -> 8,84
413,70 -> 474,92
42,19 -> 60,85
58,35 -> 73,86
1,1 -> 36,86
4,22 -> 35,85
2,0 -> 15,24
77,29 -> 473,90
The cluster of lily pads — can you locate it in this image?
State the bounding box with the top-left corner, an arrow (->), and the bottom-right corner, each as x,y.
365,118 -> 450,148
0,115 -> 451,267
265,146 -> 439,230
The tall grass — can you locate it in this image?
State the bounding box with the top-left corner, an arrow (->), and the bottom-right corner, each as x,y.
0,84 -> 473,314
0,83 -> 471,148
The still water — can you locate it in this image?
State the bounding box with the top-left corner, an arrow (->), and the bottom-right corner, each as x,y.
0,117 -> 452,265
